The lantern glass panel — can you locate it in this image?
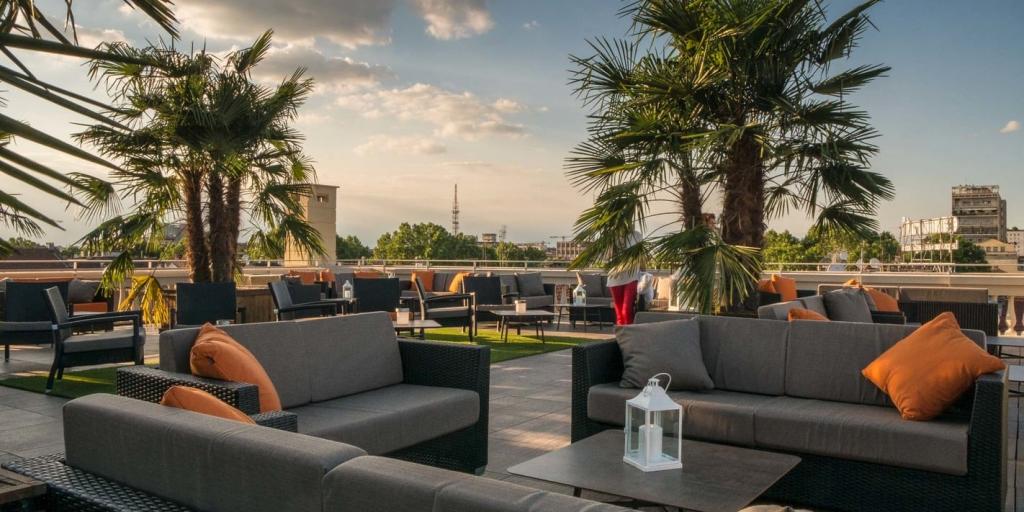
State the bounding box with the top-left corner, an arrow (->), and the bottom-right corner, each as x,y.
625,404 -> 645,462
655,410 -> 681,463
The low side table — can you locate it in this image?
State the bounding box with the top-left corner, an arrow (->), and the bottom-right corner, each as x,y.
393,319 -> 442,340
0,467 -> 45,511
491,310 -> 556,343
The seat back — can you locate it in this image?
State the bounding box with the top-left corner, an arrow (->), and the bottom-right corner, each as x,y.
176,282 -> 237,325
899,286 -> 990,304
695,315 -> 790,395
462,276 -> 502,305
268,281 -> 293,309
4,281 -> 69,322
353,278 -> 400,313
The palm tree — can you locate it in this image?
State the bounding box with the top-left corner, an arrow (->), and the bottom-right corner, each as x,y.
567,0 -> 893,312
0,1 -> 176,255
74,31 -> 324,291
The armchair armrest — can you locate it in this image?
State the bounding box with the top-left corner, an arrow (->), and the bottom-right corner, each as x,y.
279,302 -> 338,316
870,311 -> 906,325
967,370 -> 1007,509
115,366 -> 261,415
251,410 -> 298,432
58,311 -> 142,330
572,340 -> 623,442
543,283 -> 556,295
424,293 -> 472,303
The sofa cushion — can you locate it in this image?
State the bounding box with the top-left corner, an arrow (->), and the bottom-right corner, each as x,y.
797,295 -> 828,317
299,313 -> 404,403
64,394 -> 365,512
516,272 -> 546,297
190,329 -> 282,413
498,274 -> 519,296
160,385 -> 255,424
587,383 -> 780,447
696,315 -> 788,395
784,320 -> 986,409
449,272 -> 471,293
862,312 -> 1004,421
756,300 -> 802,321
68,279 -> 100,303
577,273 -> 606,298
292,384 -> 479,455
323,456 -> 626,512
160,321 -> 313,409
823,288 -> 873,323
411,270 -> 435,293
522,295 -> 554,309
787,308 -> 828,322
754,396 -> 969,475
432,272 -> 456,292
616,317 -> 712,391
770,274 -> 798,302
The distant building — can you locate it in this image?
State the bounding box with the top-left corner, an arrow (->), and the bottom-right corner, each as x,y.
1007,229 -> 1024,257
285,184 -> 338,267
0,245 -> 68,270
977,238 -> 1019,272
952,185 -> 1006,243
553,240 -> 586,261
480,233 -> 497,246
898,216 -> 958,254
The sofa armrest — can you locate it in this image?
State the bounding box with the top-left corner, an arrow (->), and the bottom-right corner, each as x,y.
870,311 -> 906,324
115,366 -> 261,415
397,340 -> 489,395
967,370 -> 1007,509
251,410 -> 298,432
571,340 -> 623,442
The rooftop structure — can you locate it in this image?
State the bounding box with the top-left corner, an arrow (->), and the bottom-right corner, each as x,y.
952,185 -> 1007,243
284,184 -> 338,267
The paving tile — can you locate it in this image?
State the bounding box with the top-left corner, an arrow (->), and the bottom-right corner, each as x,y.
0,422 -> 63,454
0,408 -> 57,432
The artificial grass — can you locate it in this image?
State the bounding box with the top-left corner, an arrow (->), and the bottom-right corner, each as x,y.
0,327 -> 595,398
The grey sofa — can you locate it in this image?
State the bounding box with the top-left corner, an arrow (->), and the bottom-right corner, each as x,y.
757,288 -> 906,325
572,311 -> 1007,511
116,312 -> 489,474
816,284 -> 999,335
498,272 -> 555,310
2,394 -> 626,512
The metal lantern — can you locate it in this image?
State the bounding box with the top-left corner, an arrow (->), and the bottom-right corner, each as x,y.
624,373 -> 682,472
573,283 -> 587,306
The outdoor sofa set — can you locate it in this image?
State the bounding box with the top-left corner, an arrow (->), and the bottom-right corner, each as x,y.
572,311 -> 1007,511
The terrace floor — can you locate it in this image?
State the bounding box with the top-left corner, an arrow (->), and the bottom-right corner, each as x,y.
1,329 -> 1022,511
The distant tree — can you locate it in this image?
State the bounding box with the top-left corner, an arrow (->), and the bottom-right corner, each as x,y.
523,246 -> 548,261
494,242 -> 524,262
336,235 -> 372,260
953,240 -> 988,272
762,231 -> 809,268
5,237 -> 43,249
373,223 -> 481,260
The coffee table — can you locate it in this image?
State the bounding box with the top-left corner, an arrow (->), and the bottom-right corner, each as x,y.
393,319 -> 441,340
491,310 -> 556,342
508,430 -> 800,512
0,467 -> 45,508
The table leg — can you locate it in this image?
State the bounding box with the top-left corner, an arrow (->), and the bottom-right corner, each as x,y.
573,488 -> 582,498
539,322 -> 545,343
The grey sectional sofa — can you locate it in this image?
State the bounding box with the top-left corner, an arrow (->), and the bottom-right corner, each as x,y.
816,284 -> 999,335
572,312 -> 1007,511
116,312 -> 489,474
757,289 -> 906,325
3,394 -> 626,512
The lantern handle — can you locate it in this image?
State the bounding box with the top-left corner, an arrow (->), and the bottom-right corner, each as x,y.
650,372 -> 671,390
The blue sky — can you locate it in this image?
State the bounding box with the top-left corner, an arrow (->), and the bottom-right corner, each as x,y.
2,0 -> 1022,247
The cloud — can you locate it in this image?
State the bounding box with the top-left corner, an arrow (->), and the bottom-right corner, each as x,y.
1000,120 -> 1020,134
73,27 -> 129,48
410,0 -> 493,40
354,135 -> 448,156
256,44 -> 393,91
522,20 -> 540,31
492,98 -> 523,113
336,83 -> 526,139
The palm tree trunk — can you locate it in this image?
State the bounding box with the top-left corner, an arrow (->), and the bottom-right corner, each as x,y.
183,173 -> 211,282
225,176 -> 242,278
679,173 -> 704,230
207,174 -> 232,282
720,134 -> 765,247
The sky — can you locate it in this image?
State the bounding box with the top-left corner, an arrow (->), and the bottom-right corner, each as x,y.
1,0 -> 1022,248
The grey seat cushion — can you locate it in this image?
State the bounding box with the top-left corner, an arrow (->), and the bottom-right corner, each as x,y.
785,320 -> 986,407
426,306 -> 471,319
522,295 -> 554,309
63,329 -> 137,353
577,273 -> 606,298
292,384 -> 479,455
324,456 -> 627,512
695,315 -> 789,395
754,396 -> 969,475
0,320 -> 52,332
823,288 -> 873,323
798,295 -> 828,317
515,273 -> 546,297
615,317 -> 712,391
587,383 -> 779,447
756,300 -> 803,321
64,394 -> 365,512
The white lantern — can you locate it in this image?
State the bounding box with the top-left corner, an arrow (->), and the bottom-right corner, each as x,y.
573,283 -> 587,306
395,308 -> 411,325
514,300 -> 527,313
624,373 -> 682,472
341,280 -> 354,299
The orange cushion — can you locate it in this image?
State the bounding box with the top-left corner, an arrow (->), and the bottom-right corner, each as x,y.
843,278 -> 860,286
412,270 -> 435,293
448,272 -> 470,293
72,302 -> 109,313
190,324 -> 282,412
354,271 -> 384,279
862,312 -> 1005,421
770,274 -> 798,302
319,269 -> 334,283
160,385 -> 255,424
757,279 -> 777,294
788,308 -> 829,322
863,287 -> 900,313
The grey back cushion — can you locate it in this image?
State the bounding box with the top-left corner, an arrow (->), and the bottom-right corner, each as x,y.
823,288 -> 873,323
635,311 -> 695,324
160,320 -> 314,409
64,394 -> 365,512
577,272 -> 606,298
515,272 -> 545,297
299,312 -> 404,402
696,315 -> 789,395
785,321 -> 986,406
68,279 -> 100,303
616,317 -> 713,391
756,300 -> 803,321
798,295 -> 828,317
498,274 -> 519,295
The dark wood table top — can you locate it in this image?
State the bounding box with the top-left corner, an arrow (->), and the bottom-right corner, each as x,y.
0,467 -> 45,505
508,430 -> 800,512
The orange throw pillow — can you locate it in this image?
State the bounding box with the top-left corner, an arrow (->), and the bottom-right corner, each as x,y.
354,270 -> 383,279
448,271 -> 470,293
757,279 -> 777,294
843,278 -> 860,286
863,287 -> 900,313
770,274 -> 798,302
412,270 -> 435,293
160,385 -> 255,424
788,308 -> 829,322
862,312 -> 1005,421
190,324 -> 282,412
